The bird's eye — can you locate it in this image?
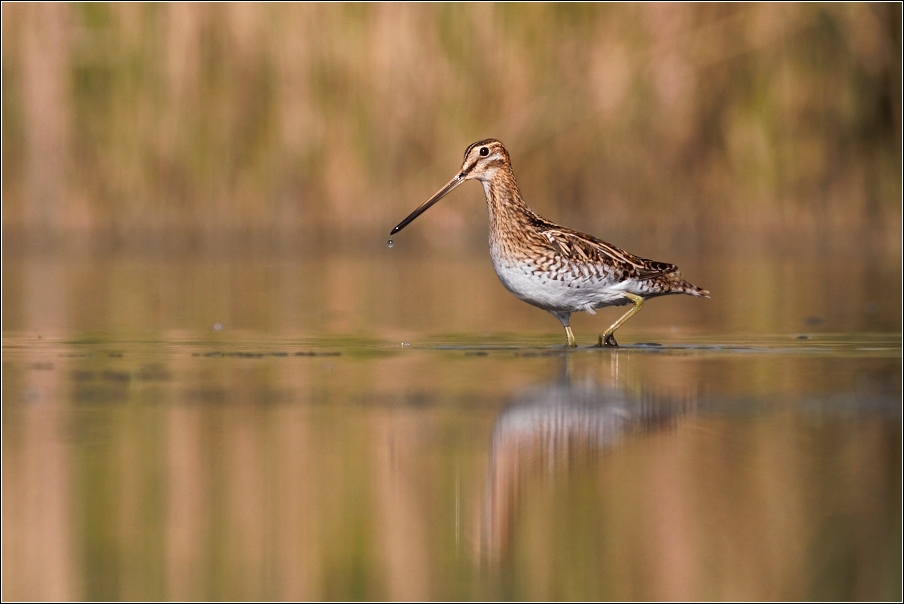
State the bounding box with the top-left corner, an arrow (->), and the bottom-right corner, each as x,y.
480,147 -> 489,157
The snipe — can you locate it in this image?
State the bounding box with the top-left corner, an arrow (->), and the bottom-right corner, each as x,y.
389,139 -> 709,347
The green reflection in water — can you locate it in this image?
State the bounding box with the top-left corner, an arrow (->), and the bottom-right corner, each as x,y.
2,331 -> 900,600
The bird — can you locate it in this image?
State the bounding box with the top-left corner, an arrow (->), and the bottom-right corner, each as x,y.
389,139 -> 709,347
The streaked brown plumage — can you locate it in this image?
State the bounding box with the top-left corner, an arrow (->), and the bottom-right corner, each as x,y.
390,139 -> 709,346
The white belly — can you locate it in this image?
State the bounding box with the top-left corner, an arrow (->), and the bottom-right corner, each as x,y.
490,256 -> 633,314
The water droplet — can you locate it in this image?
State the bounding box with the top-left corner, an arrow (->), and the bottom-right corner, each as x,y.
387,239 -> 394,248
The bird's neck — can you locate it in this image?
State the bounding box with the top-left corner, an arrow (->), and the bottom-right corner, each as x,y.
481,167 -> 537,238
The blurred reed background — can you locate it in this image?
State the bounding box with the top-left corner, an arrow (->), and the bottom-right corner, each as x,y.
2,6 -> 902,600
2,3 -> 901,255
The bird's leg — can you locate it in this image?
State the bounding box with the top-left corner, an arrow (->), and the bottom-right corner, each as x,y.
598,293 -> 644,347
549,311 -> 577,347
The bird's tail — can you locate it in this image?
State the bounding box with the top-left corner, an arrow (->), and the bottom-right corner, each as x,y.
681,281 -> 710,298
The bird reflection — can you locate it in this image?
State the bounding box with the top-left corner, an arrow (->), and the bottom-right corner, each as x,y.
480,351 -> 695,567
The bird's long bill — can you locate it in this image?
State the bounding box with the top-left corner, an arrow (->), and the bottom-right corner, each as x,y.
389,173 -> 464,236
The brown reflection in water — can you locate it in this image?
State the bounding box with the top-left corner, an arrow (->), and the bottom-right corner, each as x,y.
481,352 -> 693,568
369,412 -> 431,600
161,355 -> 330,600
165,406 -> 207,600
2,351 -> 76,599
1,335 -> 900,600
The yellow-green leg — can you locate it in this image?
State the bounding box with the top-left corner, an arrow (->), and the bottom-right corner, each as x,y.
597,293 -> 644,347
564,325 -> 576,347
550,311 -> 577,347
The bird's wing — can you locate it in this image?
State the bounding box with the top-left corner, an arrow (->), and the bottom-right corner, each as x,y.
540,227 -> 677,280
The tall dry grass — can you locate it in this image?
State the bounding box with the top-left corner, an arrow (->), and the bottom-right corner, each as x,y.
2,3 -> 901,253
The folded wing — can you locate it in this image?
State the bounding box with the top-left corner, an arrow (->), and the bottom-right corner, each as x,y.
540,227 -> 677,280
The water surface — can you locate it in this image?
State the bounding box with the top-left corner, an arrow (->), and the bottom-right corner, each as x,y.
2,250 -> 901,600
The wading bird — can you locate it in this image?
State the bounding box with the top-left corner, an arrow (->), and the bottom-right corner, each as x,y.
389,139 -> 709,346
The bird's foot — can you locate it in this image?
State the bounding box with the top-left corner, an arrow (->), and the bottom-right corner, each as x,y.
564,326 -> 577,347
597,333 -> 619,347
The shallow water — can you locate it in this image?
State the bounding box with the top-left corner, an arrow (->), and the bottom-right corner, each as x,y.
2,250 -> 902,600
